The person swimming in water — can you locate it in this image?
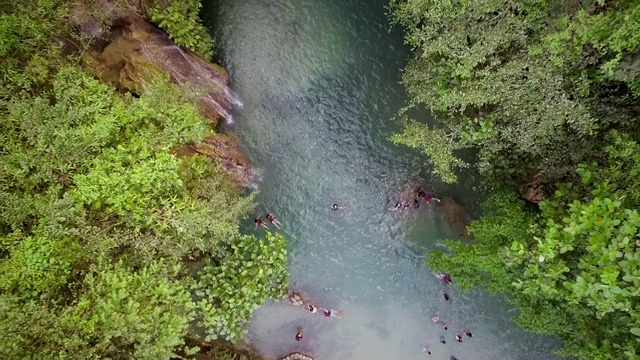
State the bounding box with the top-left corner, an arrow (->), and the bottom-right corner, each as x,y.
424,193 -> 441,204
431,315 -> 440,323
307,303 -> 317,313
439,335 -> 446,344
295,327 -> 303,341
414,199 -> 420,209
331,203 -> 346,210
266,213 -> 282,229
456,333 -> 463,342
417,190 -> 426,199
421,346 -> 432,355
435,272 -> 452,285
323,308 -> 343,319
391,202 -> 402,211
450,356 -> 459,360
403,202 -> 410,210
442,290 -> 450,302
464,328 -> 472,338
254,217 -> 269,230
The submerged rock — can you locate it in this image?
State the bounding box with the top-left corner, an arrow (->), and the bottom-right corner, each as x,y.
439,196 -> 472,239
193,134 -> 252,188
278,353 -> 314,360
287,291 -> 305,307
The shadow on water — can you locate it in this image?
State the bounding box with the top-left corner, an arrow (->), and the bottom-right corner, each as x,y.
202,0 -> 566,359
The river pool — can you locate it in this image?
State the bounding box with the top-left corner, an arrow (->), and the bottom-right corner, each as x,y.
203,1 -> 565,359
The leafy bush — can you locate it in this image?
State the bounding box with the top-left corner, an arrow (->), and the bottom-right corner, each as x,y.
428,132 -> 640,359
195,232 -> 289,341
148,0 -> 215,60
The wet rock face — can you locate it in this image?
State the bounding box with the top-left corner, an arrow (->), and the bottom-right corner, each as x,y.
193,134 -> 252,188
93,16 -> 232,126
439,196 -> 472,239
80,15 -> 252,187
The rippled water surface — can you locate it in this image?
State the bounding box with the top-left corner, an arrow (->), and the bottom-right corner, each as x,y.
203,1 -> 564,359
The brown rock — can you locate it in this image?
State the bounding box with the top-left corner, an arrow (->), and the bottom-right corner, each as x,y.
193,134 -> 252,188
78,15 -> 252,187
440,196 -> 472,239
521,172 -> 545,203
92,16 -> 231,125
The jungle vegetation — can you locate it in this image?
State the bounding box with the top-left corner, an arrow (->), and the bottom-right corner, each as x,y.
0,1 -> 286,359
389,0 -> 640,358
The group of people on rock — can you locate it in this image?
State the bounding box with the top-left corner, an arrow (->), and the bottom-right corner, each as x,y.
421,273 -> 472,358
392,188 -> 440,211
254,213 -> 282,230
288,290 -> 344,341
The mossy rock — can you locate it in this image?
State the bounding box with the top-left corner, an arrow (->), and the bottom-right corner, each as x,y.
119,54 -> 165,94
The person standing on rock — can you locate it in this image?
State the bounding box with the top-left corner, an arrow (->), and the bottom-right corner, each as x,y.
254,216 -> 269,230
266,213 -> 282,229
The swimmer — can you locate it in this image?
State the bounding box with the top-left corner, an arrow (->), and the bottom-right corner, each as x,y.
403,202 -> 410,210
331,203 -> 346,210
443,274 -> 452,285
464,328 -> 472,338
439,335 -> 446,344
424,193 -> 441,204
417,190 -> 426,199
435,272 -> 452,285
266,213 -> 282,229
254,217 -> 269,230
295,327 -> 303,341
431,315 -> 440,323
307,303 -> 318,313
421,346 -> 432,355
443,323 -> 448,331
323,308 -> 343,319
414,199 -> 420,209
391,202 -> 402,211
456,333 -> 463,342
442,290 -> 450,302
450,357 -> 459,360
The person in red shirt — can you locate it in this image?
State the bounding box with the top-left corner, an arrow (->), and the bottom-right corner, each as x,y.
254,217 -> 269,230
266,213 -> 282,229
323,308 -> 343,319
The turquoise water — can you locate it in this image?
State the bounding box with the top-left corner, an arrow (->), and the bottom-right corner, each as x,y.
203,1 -> 565,359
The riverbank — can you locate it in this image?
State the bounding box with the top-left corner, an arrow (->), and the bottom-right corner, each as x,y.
0,1 -> 291,359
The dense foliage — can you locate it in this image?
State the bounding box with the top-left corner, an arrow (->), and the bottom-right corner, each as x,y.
148,0 -> 215,60
390,0 -> 640,185
390,0 -> 640,358
1,1 -> 287,359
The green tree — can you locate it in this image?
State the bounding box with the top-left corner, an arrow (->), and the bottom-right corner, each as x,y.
389,0 -> 640,185
428,132 -> 640,359
148,0 -> 215,60
194,232 -> 289,342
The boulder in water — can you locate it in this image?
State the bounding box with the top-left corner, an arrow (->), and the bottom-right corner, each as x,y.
288,291 -> 304,307
439,196 -> 472,239
278,353 -> 314,360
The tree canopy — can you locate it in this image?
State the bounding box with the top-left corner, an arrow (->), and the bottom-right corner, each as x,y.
390,1 -> 640,358
0,1 -> 288,359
